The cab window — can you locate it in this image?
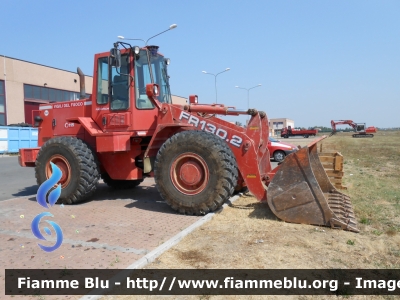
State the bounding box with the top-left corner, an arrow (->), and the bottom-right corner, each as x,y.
110,54 -> 130,111
96,57 -> 109,104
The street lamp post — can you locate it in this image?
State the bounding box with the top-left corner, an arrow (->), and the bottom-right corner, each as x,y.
202,68 -> 230,103
118,24 -> 177,84
118,23 -> 177,45
235,84 -> 262,120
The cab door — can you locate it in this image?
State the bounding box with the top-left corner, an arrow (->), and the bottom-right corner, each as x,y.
92,51 -> 133,132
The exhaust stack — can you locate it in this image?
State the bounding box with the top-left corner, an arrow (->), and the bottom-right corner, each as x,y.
77,67 -> 86,100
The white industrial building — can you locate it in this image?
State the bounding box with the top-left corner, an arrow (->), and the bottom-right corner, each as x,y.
269,118 -> 294,136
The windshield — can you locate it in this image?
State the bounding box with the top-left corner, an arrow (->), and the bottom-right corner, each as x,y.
135,49 -> 171,109
269,137 -> 280,142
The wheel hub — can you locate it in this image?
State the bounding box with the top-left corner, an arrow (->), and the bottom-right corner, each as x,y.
170,153 -> 209,195
180,161 -> 202,185
45,155 -> 71,188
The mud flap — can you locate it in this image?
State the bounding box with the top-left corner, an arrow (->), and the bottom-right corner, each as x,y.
267,138 -> 359,232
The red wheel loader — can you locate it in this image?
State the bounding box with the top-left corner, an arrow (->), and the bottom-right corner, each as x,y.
18,29 -> 358,232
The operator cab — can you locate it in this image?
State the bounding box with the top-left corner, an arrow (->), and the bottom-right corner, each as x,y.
107,44 -> 171,110
356,124 -> 366,132
93,43 -> 172,132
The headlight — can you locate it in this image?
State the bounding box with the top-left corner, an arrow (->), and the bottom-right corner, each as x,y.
134,46 -> 140,55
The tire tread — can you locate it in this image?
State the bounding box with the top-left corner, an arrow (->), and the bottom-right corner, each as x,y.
154,130 -> 238,215
35,136 -> 100,204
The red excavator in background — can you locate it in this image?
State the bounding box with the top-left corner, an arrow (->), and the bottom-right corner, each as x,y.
330,120 -> 377,138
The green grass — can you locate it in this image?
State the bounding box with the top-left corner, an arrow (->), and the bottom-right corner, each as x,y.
320,131 -> 400,234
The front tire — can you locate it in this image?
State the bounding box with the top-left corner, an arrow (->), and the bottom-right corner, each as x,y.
154,131 -> 238,215
35,137 -> 100,204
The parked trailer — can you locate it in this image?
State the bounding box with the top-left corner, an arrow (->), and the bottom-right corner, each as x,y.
281,126 -> 318,138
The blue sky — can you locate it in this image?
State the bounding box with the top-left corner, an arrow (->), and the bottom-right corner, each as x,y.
1,0 -> 399,128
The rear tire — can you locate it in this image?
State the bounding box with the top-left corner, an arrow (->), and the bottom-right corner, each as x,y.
101,173 -> 143,189
35,137 -> 100,204
304,134 -> 309,138
273,150 -> 285,162
154,130 -> 238,215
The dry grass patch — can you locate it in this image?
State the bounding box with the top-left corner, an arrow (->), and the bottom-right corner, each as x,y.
144,194 -> 400,270
321,131 -> 400,236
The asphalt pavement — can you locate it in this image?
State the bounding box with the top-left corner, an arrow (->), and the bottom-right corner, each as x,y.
0,155 -> 37,201
0,155 -> 279,202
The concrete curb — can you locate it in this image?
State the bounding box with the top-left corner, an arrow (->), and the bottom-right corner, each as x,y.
79,194 -> 241,300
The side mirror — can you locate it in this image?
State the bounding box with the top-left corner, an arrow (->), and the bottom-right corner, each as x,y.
109,48 -> 121,68
145,83 -> 161,110
146,83 -> 160,98
189,95 -> 198,104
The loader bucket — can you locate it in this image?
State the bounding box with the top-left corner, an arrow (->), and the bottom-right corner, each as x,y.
267,137 -> 359,232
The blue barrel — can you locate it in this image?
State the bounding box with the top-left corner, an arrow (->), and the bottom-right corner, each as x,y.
0,126 -> 38,153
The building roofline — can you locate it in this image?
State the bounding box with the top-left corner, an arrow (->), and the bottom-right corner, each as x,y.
0,54 -> 93,78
